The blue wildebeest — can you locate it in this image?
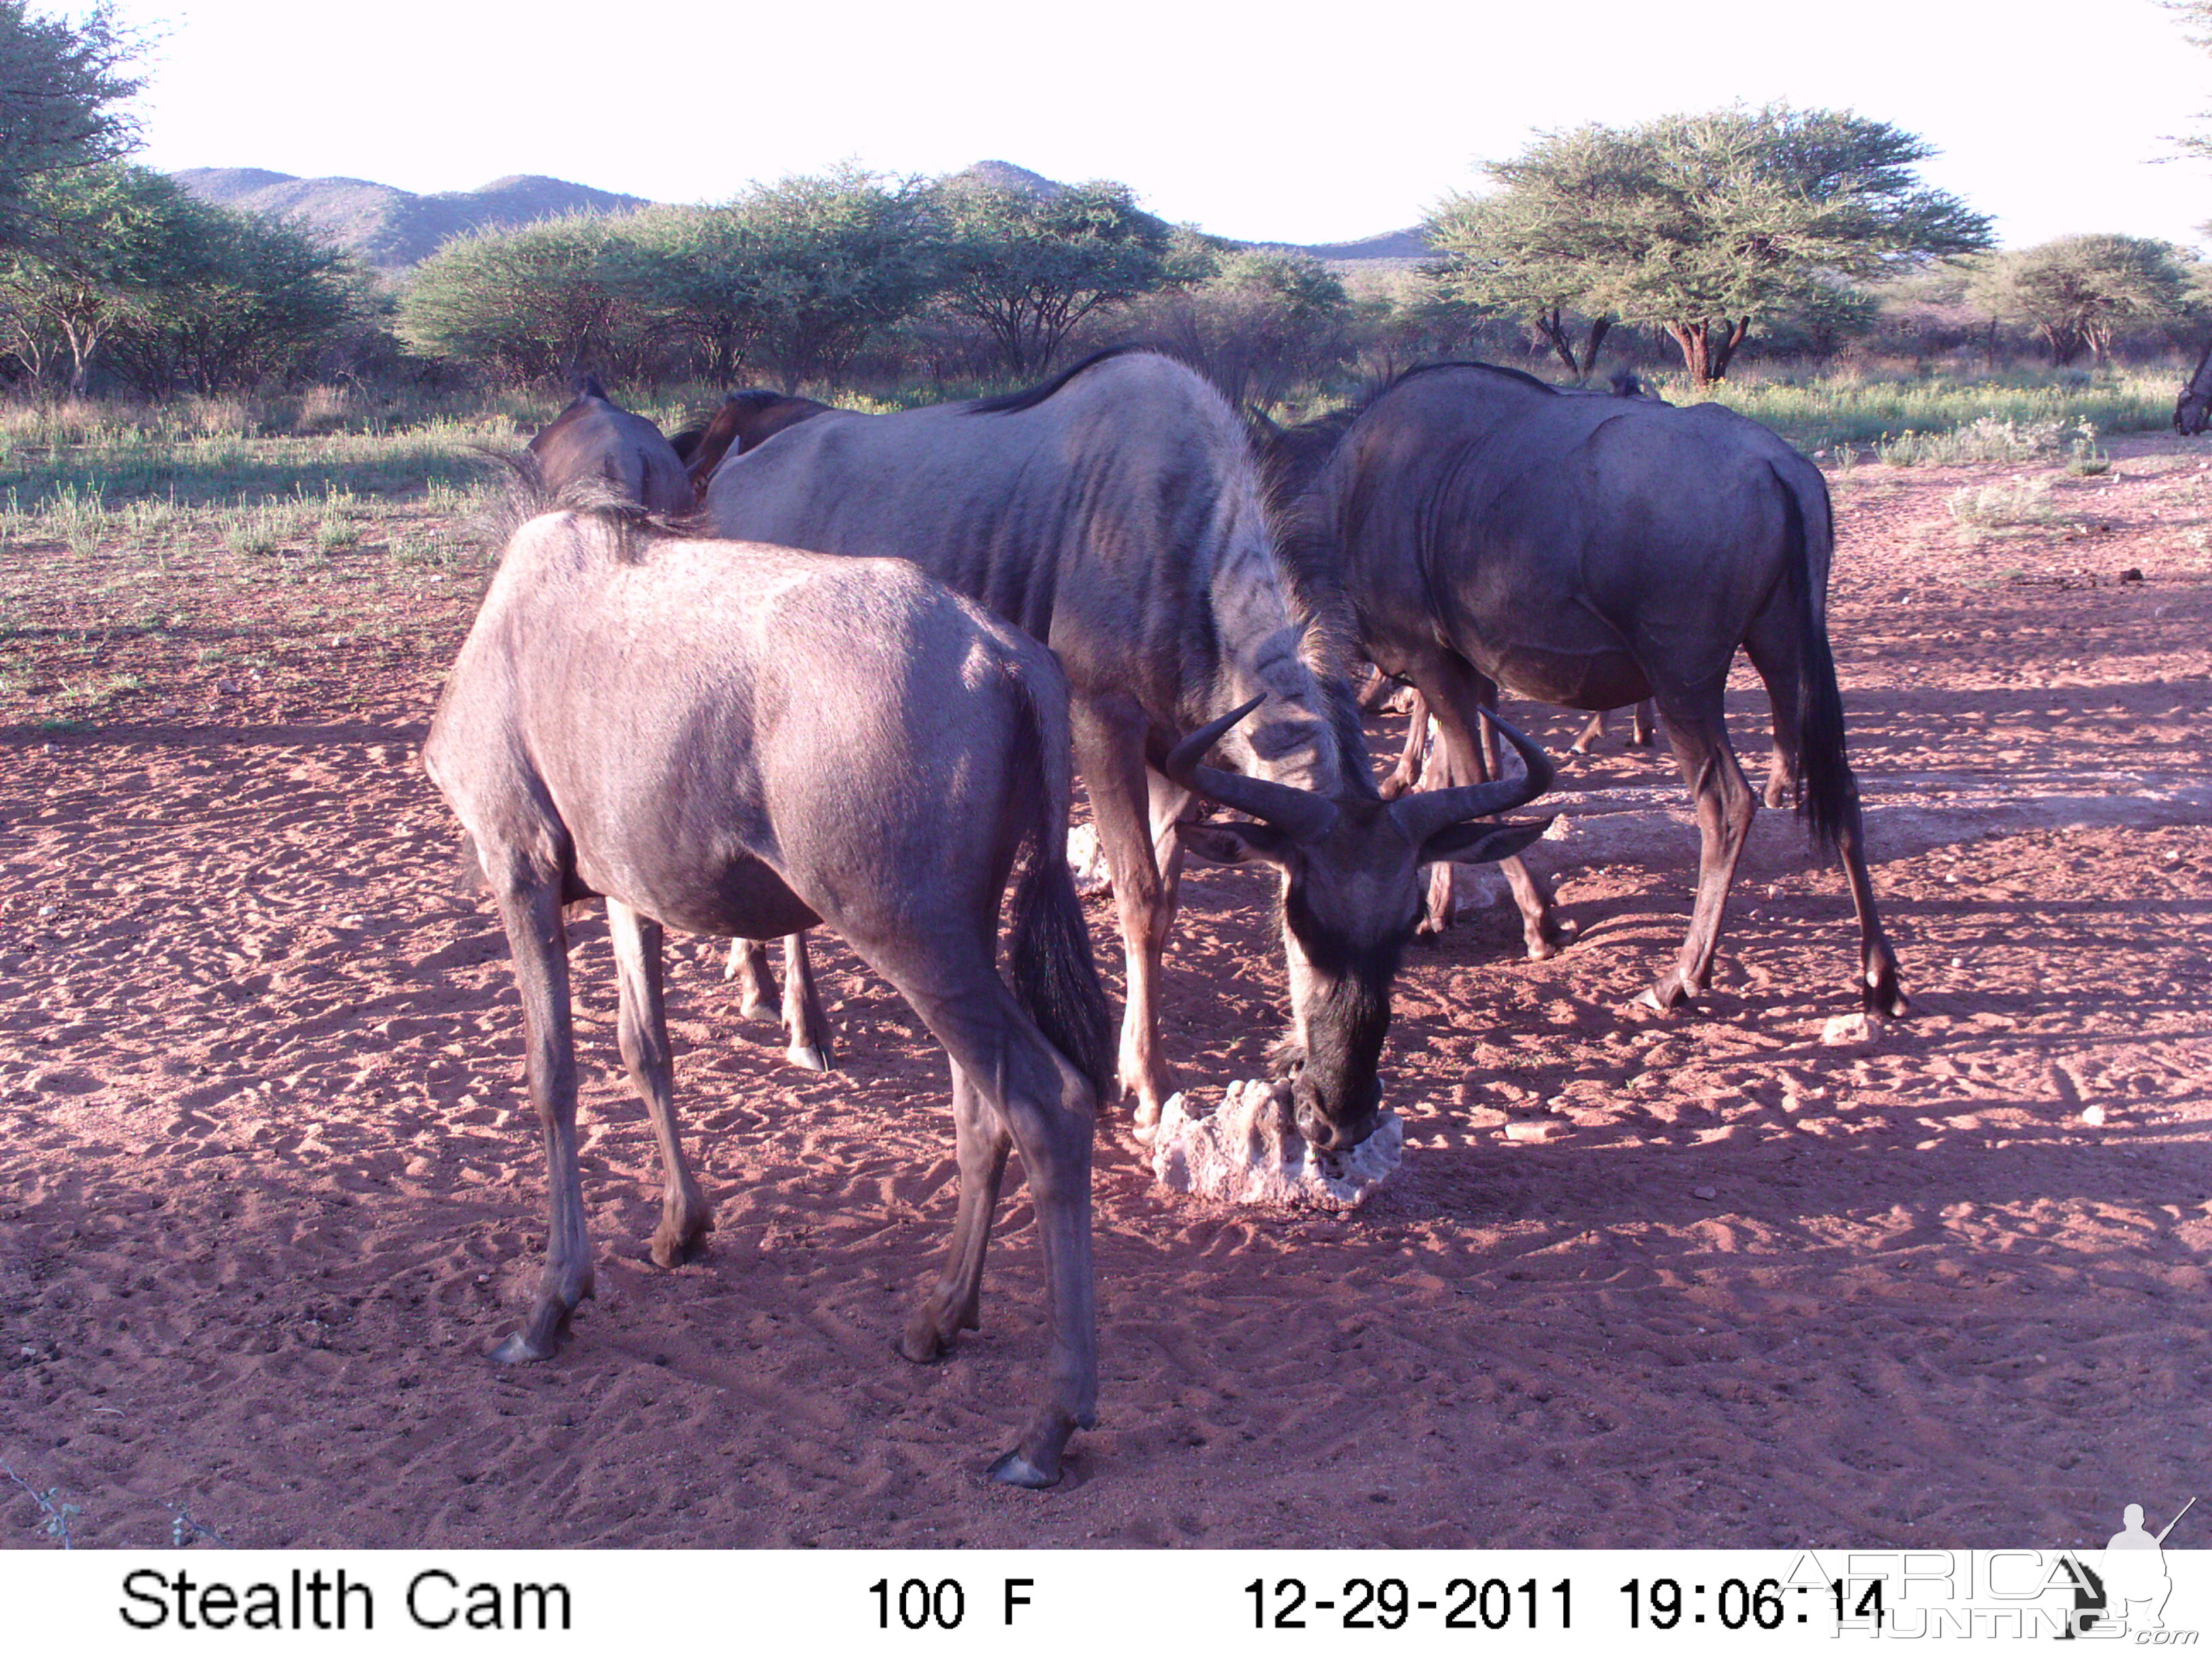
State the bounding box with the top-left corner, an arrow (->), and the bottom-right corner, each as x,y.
702,348 -> 1555,1149
2178,341 -> 2212,436
526,374 -> 697,514
422,487 -> 1113,1487
1265,361 -> 1906,1018
527,380 -> 831,1071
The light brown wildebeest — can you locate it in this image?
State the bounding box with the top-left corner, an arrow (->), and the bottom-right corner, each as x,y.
422,486 -> 1112,1487
1265,360 -> 1906,1019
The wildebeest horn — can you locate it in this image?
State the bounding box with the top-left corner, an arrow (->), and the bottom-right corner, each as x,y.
1164,696 -> 1338,842
1389,714 -> 1556,844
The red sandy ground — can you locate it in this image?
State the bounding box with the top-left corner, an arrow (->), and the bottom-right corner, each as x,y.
2,436 -> 2209,1551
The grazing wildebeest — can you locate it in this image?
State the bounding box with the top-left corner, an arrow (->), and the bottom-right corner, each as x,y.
422,489 -> 1113,1487
1267,361 -> 1906,1018
703,348 -> 1556,1145
2178,341 -> 2212,436
527,380 -> 834,1070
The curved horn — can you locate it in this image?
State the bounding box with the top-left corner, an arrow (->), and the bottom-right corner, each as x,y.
1164,696 -> 1338,842
1389,713 -> 1557,844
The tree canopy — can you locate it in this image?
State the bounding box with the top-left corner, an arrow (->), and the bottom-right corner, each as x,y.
931,178 -> 1170,376
0,1 -> 143,251
1971,235 -> 2198,366
1424,104 -> 1992,384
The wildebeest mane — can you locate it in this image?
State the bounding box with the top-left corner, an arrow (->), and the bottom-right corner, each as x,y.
964,344 -> 1150,415
476,449 -> 682,565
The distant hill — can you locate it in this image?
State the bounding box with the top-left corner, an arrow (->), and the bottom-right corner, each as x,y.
169,169 -> 652,271
943,159 -> 1064,198
172,160 -> 1419,272
1267,228 -> 1429,264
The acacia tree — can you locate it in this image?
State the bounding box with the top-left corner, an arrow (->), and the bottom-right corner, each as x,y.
932,179 -> 1169,376
398,214 -> 649,384
101,202 -> 358,394
0,0 -> 142,252
1972,236 -> 2196,366
1129,248 -> 1351,407
0,163 -> 192,389
1422,124 -> 1635,379
1426,105 -> 1992,385
710,169 -> 936,391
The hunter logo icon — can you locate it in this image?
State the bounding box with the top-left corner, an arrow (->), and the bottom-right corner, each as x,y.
2058,1496 -> 2195,1639
2102,1498 -> 2192,1633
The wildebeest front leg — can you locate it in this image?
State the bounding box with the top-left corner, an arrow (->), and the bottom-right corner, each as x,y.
1643,693 -> 1758,1012
779,933 -> 834,1071
1073,696 -> 1181,1130
724,937 -> 776,1017
607,899 -> 712,1268
899,1062 -> 1010,1362
488,880 -> 594,1363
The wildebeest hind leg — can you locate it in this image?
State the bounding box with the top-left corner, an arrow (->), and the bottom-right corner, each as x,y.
723,937 -> 776,1019
878,957 -> 1097,1489
899,1061 -> 1010,1362
487,878 -> 594,1361
1643,697 -> 1757,1011
1377,691 -> 1430,798
780,933 -> 834,1071
608,899 -> 712,1268
1835,780 -> 1908,1017
1744,598 -> 1803,811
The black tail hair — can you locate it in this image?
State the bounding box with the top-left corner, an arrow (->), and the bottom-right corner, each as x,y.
571,372 -> 609,403
1004,674 -> 1114,1099
1777,465 -> 1855,855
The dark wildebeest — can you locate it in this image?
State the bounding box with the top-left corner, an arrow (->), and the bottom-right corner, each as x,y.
528,380 -> 830,1069
526,374 -> 697,515
1266,361 -> 1906,1018
2177,341 -> 2212,436
422,489 -> 1112,1487
703,348 -> 1555,1147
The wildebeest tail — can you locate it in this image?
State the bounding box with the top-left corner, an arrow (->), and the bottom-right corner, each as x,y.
1004,669 -> 1114,1099
1776,463 -> 1854,855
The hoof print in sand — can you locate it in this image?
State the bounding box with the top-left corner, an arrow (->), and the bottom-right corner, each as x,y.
1149,1078 -> 1402,1209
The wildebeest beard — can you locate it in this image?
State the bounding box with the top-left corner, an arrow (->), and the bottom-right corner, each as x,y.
1282,880 -> 1403,1090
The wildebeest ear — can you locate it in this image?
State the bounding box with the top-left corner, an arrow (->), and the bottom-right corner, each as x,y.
1416,817 -> 1551,868
1178,819 -> 1292,867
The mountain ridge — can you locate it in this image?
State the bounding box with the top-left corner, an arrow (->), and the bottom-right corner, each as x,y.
169,162 -> 1422,272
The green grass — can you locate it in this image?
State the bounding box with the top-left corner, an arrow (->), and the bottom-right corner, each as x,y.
1660,365 -> 2177,454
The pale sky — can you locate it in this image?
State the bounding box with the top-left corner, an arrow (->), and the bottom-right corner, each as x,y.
106,0 -> 2211,253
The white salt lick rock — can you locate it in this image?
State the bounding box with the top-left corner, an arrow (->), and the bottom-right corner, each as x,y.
1149,1078 -> 1403,1210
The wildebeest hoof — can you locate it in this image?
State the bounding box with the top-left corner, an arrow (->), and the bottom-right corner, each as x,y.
490,1329 -> 556,1365
897,1320 -> 953,1365
987,1448 -> 1061,1490
1636,983 -> 1690,1015
651,1224 -> 712,1270
786,1043 -> 832,1072
1865,979 -> 1912,1019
